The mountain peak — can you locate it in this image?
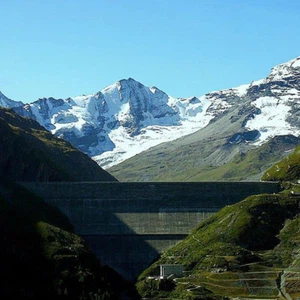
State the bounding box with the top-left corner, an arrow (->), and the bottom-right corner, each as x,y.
277,56 -> 300,69
127,77 -> 138,82
100,78 -> 144,95
118,77 -> 144,87
268,56 -> 300,81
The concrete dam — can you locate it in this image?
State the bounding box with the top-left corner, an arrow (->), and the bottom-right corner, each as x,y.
21,181 -> 279,280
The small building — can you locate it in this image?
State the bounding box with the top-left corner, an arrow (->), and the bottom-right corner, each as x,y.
160,264 -> 183,278
290,191 -> 300,197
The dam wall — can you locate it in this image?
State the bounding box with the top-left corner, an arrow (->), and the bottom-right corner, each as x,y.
21,181 -> 279,280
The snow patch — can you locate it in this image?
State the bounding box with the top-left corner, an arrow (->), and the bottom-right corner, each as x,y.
246,96 -> 298,145
232,83 -> 250,96
292,57 -> 300,68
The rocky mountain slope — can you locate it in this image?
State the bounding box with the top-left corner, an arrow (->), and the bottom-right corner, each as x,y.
109,57 -> 300,181
0,91 -> 23,108
1,57 -> 300,175
136,152 -> 300,299
0,107 -> 116,182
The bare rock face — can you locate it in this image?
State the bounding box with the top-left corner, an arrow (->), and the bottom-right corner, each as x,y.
0,91 -> 23,108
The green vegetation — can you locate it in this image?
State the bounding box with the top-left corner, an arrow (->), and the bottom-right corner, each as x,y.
0,107 -> 116,182
136,192 -> 300,299
262,143 -> 300,182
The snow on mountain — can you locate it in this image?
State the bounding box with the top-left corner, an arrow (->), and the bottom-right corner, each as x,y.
0,91 -> 23,108
192,56 -> 300,147
9,78 -> 218,168
1,56 -> 300,169
244,56 -> 300,144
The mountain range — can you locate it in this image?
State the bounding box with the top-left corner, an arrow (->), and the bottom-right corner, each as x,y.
109,57 -> 300,181
1,56 -> 300,179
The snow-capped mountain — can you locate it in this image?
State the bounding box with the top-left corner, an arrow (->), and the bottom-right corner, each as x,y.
10,78 -> 216,168
1,56 -> 300,169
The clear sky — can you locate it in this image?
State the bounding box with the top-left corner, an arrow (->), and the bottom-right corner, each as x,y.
1,0 -> 300,103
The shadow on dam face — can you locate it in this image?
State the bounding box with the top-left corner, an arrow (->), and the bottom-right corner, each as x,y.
51,197 -> 216,280
84,232 -> 188,281
82,212 -> 173,281
19,182 -> 280,281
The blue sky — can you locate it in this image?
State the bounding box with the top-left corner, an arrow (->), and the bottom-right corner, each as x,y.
1,0 -> 300,103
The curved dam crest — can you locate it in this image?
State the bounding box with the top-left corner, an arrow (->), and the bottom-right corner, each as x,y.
21,181 -> 280,280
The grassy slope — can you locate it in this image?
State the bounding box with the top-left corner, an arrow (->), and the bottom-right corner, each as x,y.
153,135 -> 300,182
108,106 -> 245,182
109,99 -> 300,183
262,143 -> 300,182
109,131 -> 299,182
136,192 -> 300,299
0,107 -> 116,182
